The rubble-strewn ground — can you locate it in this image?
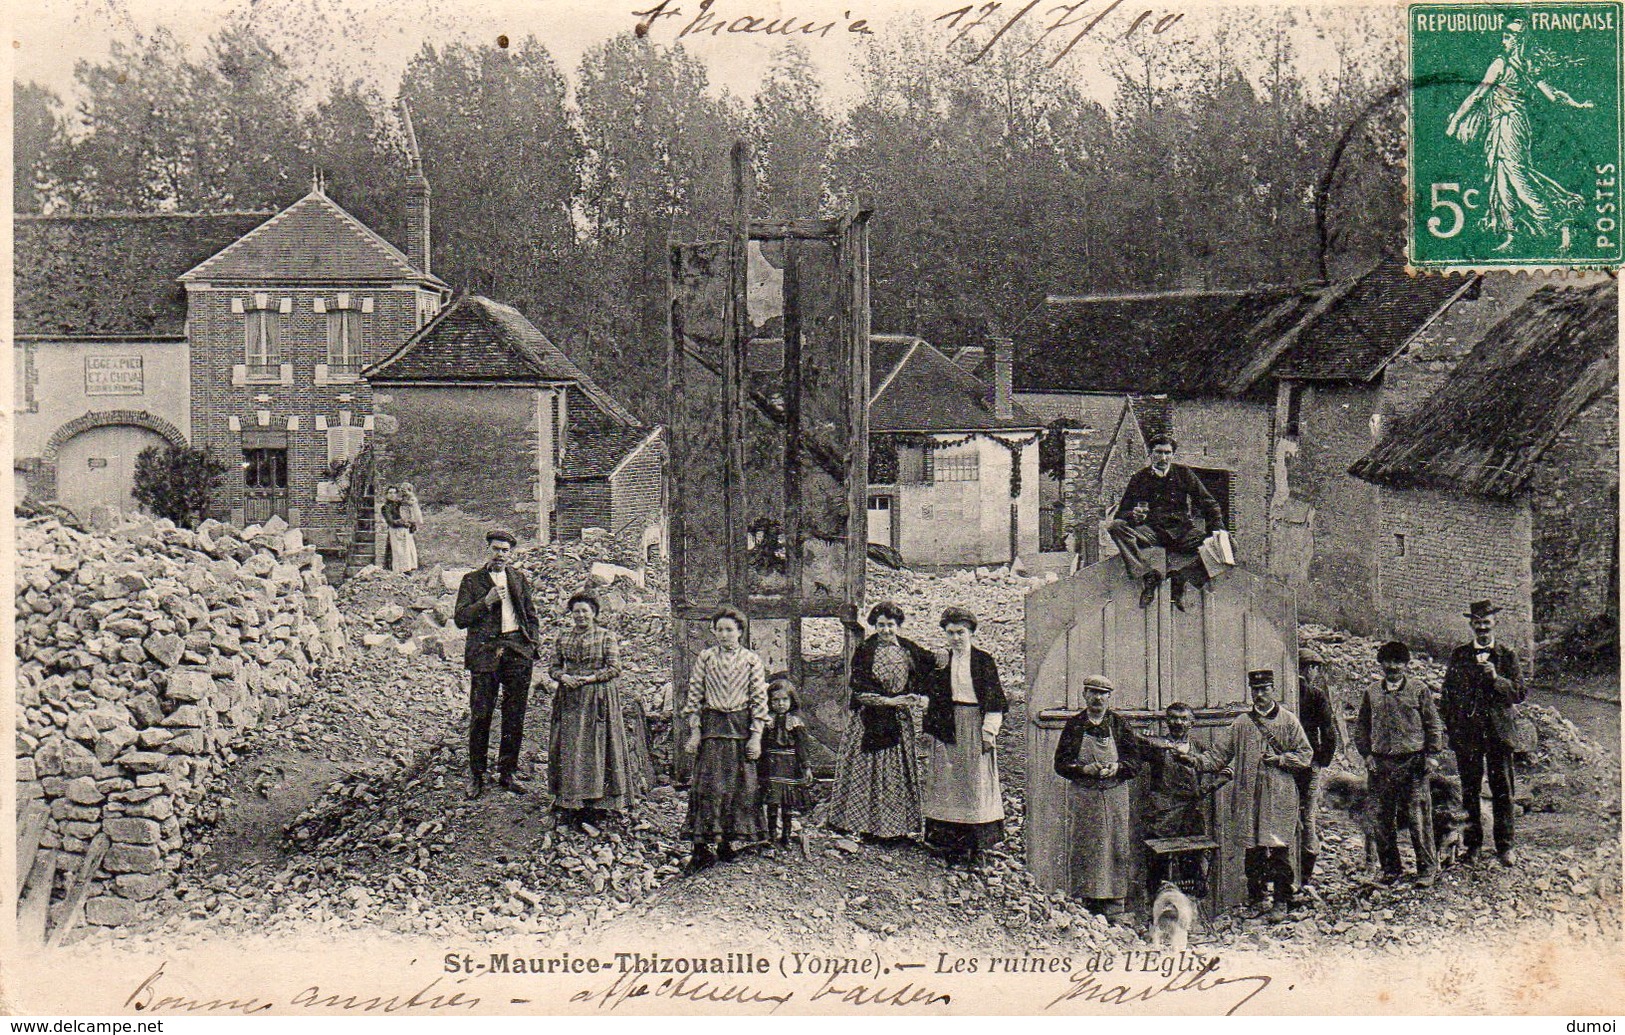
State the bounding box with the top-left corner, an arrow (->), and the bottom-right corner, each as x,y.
79,553 -> 1620,957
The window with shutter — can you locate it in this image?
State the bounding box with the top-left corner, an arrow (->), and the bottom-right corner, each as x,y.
326,425 -> 367,466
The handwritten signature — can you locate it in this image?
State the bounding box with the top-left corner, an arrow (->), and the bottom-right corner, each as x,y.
569,969 -> 952,1012
938,1 -> 1188,66
1045,957 -> 1273,1016
125,963 -> 480,1014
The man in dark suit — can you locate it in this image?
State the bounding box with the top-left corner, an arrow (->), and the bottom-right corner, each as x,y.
1107,436 -> 1226,610
453,529 -> 540,799
1440,600 -> 1527,867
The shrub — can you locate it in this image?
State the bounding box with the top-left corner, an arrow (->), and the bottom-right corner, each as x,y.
133,445 -> 228,528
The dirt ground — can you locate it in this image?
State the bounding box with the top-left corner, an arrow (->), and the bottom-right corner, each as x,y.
87,562 -> 1622,961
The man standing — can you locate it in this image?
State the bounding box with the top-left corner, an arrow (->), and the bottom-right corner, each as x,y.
1356,641 -> 1444,886
1108,436 -> 1225,610
1142,701 -> 1231,898
1296,648 -> 1343,889
1441,600 -> 1527,867
1052,675 -> 1142,918
453,529 -> 540,799
1184,670 -> 1311,919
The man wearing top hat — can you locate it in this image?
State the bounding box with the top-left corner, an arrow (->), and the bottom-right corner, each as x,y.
1440,600 -> 1527,867
1182,669 -> 1312,918
453,529 -> 541,799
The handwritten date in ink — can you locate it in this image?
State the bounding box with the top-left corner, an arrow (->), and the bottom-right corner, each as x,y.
938,0 -> 1186,66
633,0 -> 874,40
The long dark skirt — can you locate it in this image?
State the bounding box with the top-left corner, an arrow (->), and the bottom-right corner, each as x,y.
684,710 -> 763,843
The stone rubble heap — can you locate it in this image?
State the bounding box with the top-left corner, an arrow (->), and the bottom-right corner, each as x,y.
14,513 -> 345,927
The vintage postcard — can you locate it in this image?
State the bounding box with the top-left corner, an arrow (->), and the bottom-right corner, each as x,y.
5,0 -> 1621,1019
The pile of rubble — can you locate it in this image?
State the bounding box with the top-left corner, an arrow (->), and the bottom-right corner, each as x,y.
14,514 -> 344,927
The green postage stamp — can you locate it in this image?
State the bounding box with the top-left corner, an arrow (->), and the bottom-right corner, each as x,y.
1409,2 -> 1625,269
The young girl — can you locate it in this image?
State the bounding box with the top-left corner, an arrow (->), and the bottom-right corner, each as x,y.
759,678 -> 815,848
682,606 -> 768,870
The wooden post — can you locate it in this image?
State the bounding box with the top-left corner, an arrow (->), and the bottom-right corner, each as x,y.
46,833 -> 109,948
783,241 -> 805,685
724,141 -> 753,608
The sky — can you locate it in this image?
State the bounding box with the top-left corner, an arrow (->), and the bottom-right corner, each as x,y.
12,0 -> 1397,116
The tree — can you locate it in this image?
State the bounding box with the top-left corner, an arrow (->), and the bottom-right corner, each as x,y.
400,37 -> 584,328
14,81 -> 66,214
133,446 -> 229,528
575,34 -> 744,420
751,45 -> 833,217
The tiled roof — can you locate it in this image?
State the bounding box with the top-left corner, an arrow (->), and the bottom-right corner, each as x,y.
1014,287 -> 1316,397
1349,283 -> 1618,499
1272,258 -> 1470,382
560,426 -> 660,480
15,212 -> 271,337
367,295 -> 641,425
870,334 -> 1041,433
181,189 -> 444,285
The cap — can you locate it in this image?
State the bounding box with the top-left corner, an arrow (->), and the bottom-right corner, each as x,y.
1247,669 -> 1276,690
486,528 -> 518,546
1081,674 -> 1115,693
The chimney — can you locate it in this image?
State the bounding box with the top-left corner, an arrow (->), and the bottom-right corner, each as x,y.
989,335 -> 1013,420
399,101 -> 431,276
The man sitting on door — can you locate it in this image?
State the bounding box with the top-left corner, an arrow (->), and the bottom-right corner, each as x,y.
1107,435 -> 1225,611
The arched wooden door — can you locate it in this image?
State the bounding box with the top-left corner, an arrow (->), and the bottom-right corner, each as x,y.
1025,556 -> 1297,911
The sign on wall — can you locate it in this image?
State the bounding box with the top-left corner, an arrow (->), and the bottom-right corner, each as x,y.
84,356 -> 143,396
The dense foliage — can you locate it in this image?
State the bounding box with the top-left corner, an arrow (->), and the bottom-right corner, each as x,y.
17,10 -> 1403,420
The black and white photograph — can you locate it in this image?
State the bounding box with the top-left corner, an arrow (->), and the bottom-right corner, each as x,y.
7,0 -> 1621,1016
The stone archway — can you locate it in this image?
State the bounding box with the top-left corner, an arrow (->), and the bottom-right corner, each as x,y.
27,410 -> 189,502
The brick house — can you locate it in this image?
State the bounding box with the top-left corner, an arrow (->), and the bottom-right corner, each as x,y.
1349,281 -> 1618,671
866,335 -> 1043,566
365,294 -> 662,563
178,181 -> 451,546
13,212 -> 269,516
1013,289 -> 1314,572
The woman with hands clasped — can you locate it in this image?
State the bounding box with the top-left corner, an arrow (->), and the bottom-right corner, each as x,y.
921,607 -> 1006,869
547,591 -> 641,830
826,602 -> 933,842
681,606 -> 768,871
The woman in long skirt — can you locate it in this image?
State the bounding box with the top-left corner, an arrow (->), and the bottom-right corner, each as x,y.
921,606 -> 1007,867
382,486 -> 418,573
682,606 -> 768,870
826,601 -> 933,840
548,591 -> 641,827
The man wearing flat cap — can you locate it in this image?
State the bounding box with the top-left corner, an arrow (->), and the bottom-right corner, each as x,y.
1296,647 -> 1343,888
454,529 -> 540,799
1053,675 -> 1143,917
1183,669 -> 1312,918
1441,600 -> 1527,867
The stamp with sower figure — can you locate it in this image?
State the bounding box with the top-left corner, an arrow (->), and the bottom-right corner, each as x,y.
1409,2 -> 1624,269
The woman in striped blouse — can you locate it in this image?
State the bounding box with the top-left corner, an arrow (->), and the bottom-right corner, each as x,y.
682,606 -> 768,870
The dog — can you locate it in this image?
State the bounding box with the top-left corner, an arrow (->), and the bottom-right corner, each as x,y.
1321,769 -> 1465,871
1150,881 -> 1195,950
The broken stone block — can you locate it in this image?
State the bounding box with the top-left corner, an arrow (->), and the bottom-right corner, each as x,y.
85,896 -> 146,926
105,817 -> 161,845
166,668 -> 212,702
65,776 -> 103,804
105,843 -> 163,874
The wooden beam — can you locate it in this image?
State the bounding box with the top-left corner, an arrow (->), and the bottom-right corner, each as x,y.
747,216 -> 843,240
17,851 -> 57,946
46,833 -> 109,948
15,800 -> 48,890
725,140 -> 752,608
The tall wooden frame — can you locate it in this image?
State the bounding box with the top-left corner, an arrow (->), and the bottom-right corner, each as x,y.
667,142 -> 871,776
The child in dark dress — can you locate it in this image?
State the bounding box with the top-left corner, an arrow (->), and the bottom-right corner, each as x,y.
760,679 -> 815,847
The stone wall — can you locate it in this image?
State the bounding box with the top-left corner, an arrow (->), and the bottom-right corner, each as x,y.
1530,389 -> 1619,647
14,513 -> 344,927
1374,487 -> 1534,664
